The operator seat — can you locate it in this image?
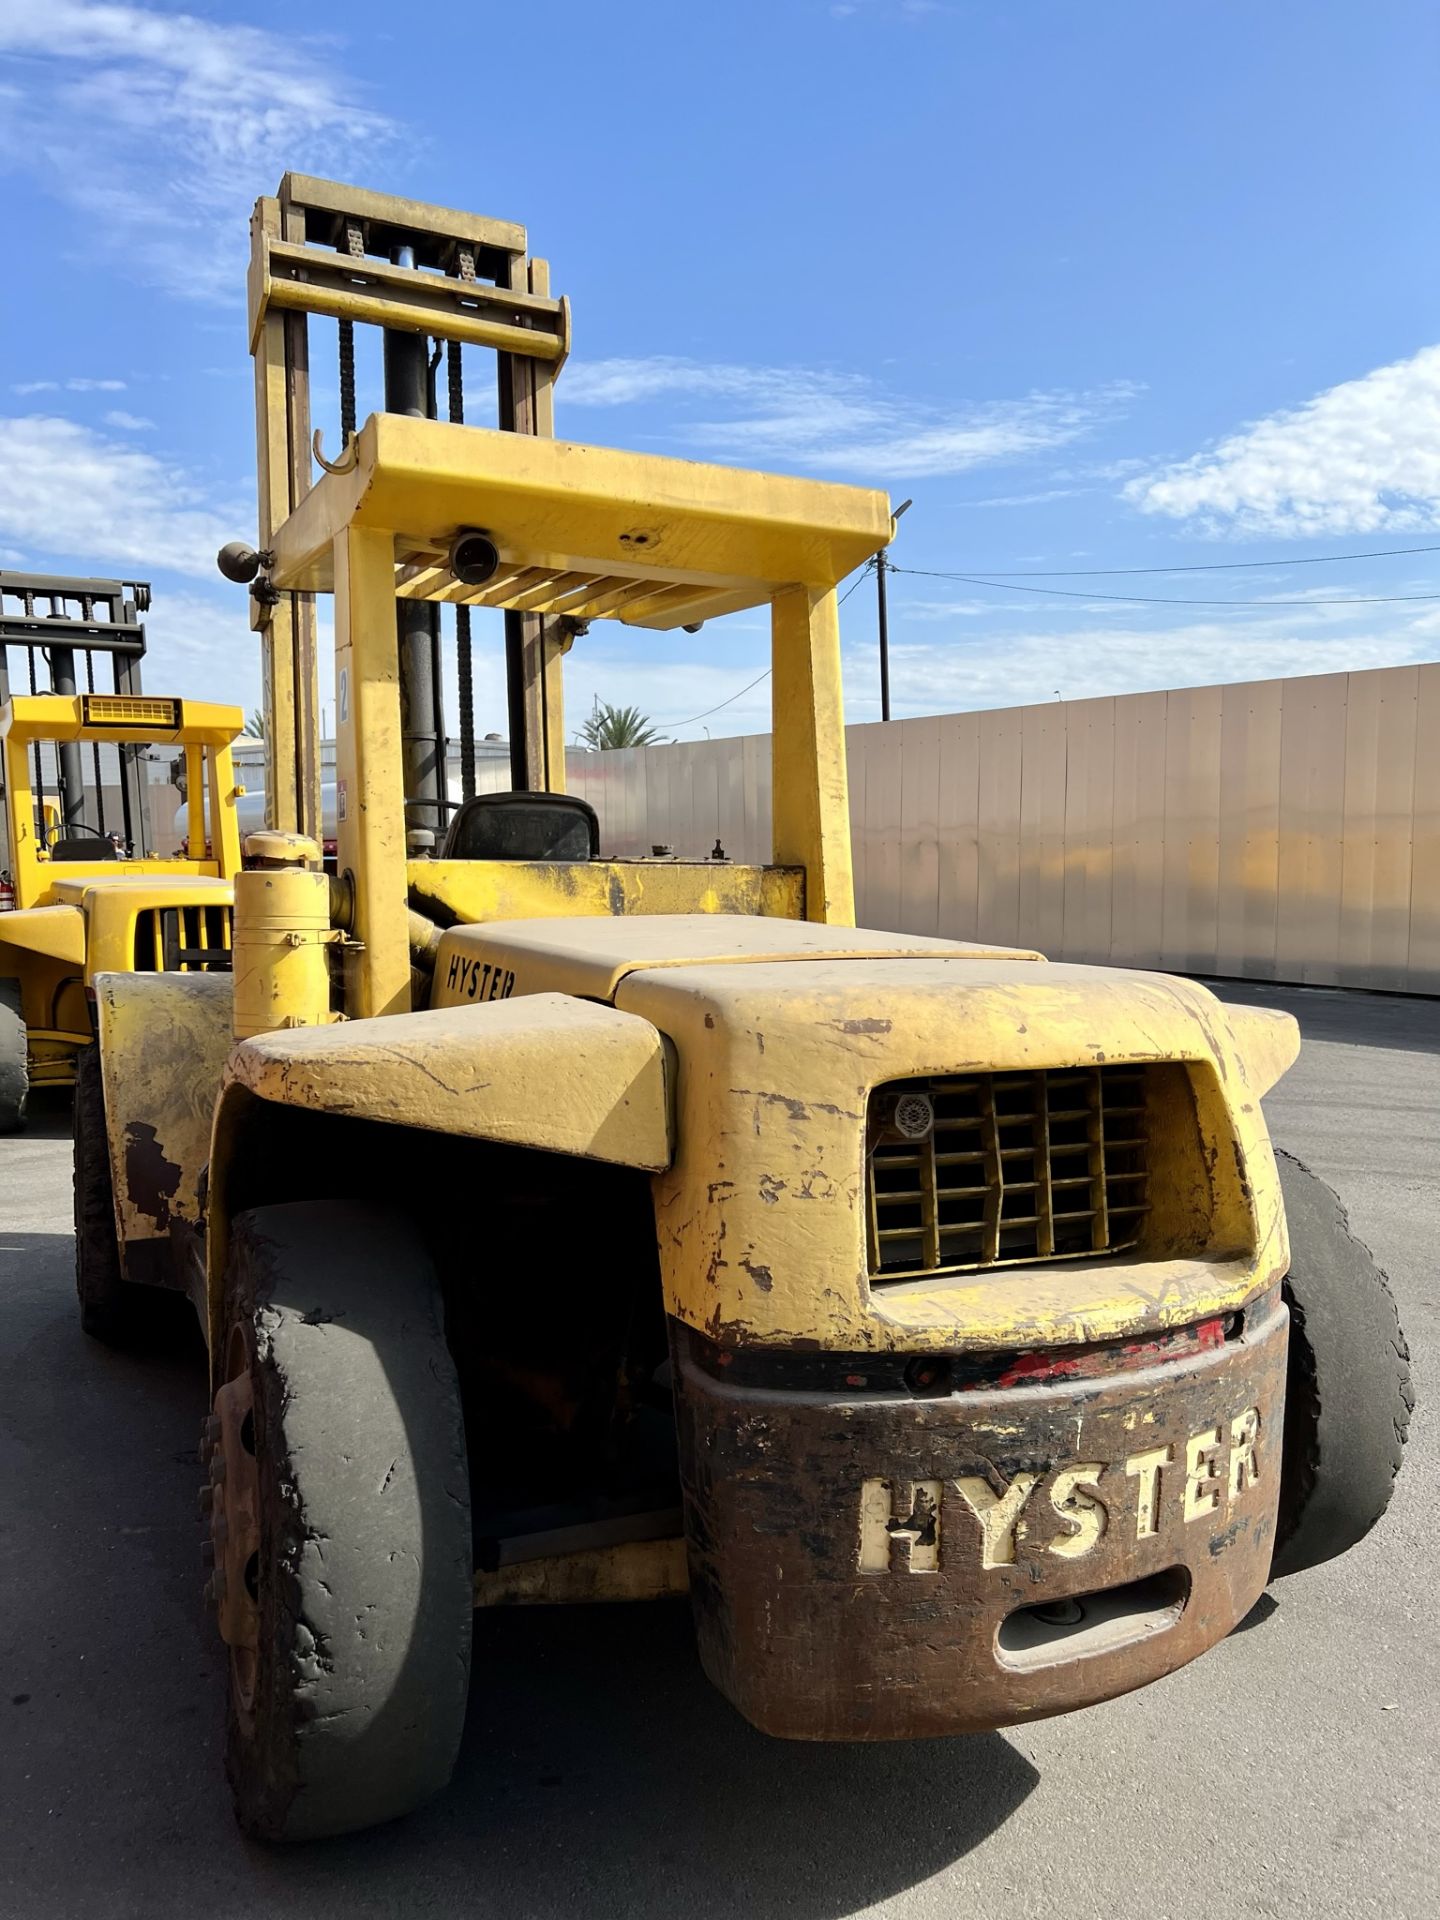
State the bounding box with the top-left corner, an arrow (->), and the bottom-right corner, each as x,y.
49,835 -> 116,863
440,792 -> 599,862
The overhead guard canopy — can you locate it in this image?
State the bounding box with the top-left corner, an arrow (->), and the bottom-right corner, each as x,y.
266,418 -> 896,631
1,693 -> 244,748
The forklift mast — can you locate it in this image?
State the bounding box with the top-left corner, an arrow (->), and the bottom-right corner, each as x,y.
244,176 -> 572,840
0,570 -> 154,858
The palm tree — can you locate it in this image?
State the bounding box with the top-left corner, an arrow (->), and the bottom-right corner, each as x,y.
243,709 -> 266,738
579,701 -> 666,751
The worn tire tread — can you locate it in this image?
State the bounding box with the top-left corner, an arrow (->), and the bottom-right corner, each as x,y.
73,1044 -> 128,1342
0,981 -> 26,1134
1271,1149 -> 1412,1580
224,1201 -> 472,1842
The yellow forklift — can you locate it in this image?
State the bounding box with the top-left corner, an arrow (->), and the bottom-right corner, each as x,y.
81,177 -> 1410,1842
0,574 -> 244,1132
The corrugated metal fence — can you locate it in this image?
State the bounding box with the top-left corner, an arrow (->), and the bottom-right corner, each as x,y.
556,663 -> 1440,993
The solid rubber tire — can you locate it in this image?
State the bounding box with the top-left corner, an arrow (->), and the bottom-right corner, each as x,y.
73,1044 -> 128,1342
0,980 -> 26,1134
1270,1150 -> 1413,1580
223,1202 -> 473,1842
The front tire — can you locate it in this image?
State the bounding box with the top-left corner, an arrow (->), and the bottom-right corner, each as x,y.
1270,1151 -> 1412,1580
213,1202 -> 473,1842
0,980 -> 26,1133
74,1044 -> 128,1342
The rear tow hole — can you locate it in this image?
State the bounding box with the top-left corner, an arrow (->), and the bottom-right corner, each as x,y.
997,1567 -> 1190,1671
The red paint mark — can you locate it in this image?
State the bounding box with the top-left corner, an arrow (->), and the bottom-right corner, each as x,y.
989,1316 -> 1229,1392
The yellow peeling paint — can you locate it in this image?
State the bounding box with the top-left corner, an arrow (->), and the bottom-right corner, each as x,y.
615,955 -> 1290,1353
231,865 -> 339,1038
92,971 -> 237,1268
771,585 -> 853,923
408,860 -> 806,932
266,416 -> 893,607
1219,1003 -> 1301,1097
429,912 -> 1034,1007
225,993 -> 673,1170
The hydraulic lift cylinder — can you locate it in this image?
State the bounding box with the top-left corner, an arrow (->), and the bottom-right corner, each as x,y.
48,647 -> 88,832
231,834 -> 333,1039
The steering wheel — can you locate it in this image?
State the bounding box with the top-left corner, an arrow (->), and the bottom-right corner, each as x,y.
42,819 -> 111,849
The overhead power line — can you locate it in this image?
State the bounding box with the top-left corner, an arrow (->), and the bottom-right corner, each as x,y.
629,540 -> 1439,737
661,665 -> 773,730
937,542 -> 1440,579
659,562 -> 871,732
888,566 -> 1440,609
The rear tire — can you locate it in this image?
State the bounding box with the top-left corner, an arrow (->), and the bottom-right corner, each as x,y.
218,1202 -> 473,1842
0,980 -> 26,1133
1270,1150 -> 1412,1580
74,1044 -> 128,1343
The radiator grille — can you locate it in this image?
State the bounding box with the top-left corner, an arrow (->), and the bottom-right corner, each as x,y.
866,1066 -> 1152,1280
133,904 -> 233,973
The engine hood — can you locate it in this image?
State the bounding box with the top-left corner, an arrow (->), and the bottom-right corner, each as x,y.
430,912 -> 1043,1007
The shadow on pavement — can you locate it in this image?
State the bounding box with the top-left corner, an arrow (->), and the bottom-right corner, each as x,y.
1,1228 -> 1039,1919
16,1085 -> 74,1141
1208,978 -> 1440,1057
1228,1589 -> 1281,1636
280,1605 -> 1041,1918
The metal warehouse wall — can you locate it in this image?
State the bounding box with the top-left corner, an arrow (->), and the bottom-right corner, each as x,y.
558,662 -> 1440,994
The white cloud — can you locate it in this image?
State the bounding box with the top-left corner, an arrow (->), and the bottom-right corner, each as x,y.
0,414 -> 238,578
139,588 -> 263,710
562,355 -> 1136,481
12,376 -> 128,394
1127,343 -> 1440,537
882,597 -> 996,621
563,358 -> 821,408
104,410 -> 154,430
865,604 -> 1437,721
968,486 -> 1088,509
0,1 -> 393,300
829,1 -> 949,15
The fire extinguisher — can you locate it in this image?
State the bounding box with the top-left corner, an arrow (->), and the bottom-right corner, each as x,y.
0,871 -> 14,912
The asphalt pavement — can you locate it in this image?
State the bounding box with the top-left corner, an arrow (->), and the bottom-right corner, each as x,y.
1,980 -> 1436,1919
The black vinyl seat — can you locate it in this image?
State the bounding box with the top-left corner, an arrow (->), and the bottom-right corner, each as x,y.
440,792 -> 600,863
50,835 -> 116,862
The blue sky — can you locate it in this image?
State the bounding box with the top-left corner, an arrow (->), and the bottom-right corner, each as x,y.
2,0 -> 1438,744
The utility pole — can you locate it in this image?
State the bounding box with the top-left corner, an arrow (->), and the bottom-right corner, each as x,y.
875,551 -> 891,723
875,498 -> 911,724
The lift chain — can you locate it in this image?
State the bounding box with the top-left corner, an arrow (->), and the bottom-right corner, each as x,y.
337,219 -> 364,445
338,323 -> 356,445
